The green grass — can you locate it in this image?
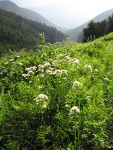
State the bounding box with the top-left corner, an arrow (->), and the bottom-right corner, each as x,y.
1,33 -> 113,149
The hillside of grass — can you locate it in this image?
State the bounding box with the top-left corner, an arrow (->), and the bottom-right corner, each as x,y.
1,33 -> 113,150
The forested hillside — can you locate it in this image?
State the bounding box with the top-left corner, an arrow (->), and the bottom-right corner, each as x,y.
0,9 -> 67,54
83,14 -> 113,42
65,8 -> 113,42
0,0 -> 56,28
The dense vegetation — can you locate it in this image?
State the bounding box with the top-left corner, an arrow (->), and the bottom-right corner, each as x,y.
1,32 -> 113,149
83,14 -> 113,42
0,8 -> 67,54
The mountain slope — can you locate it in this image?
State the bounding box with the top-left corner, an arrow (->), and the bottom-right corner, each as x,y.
66,8 -> 113,42
0,8 -> 67,54
0,0 -> 61,29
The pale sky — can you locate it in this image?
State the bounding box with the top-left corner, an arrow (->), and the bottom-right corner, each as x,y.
10,0 -> 113,28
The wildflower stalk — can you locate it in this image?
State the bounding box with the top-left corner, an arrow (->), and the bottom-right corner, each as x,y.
74,117 -> 77,150
77,88 -> 81,149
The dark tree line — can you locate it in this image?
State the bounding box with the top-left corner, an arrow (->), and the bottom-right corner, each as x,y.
83,14 -> 113,42
0,8 -> 68,54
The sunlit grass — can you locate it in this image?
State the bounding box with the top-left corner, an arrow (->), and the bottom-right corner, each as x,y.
1,33 -> 113,149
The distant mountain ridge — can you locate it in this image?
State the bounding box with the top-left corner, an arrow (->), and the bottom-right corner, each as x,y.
1,0 -> 113,42
0,0 -> 54,26
65,8 -> 113,42
0,0 -> 65,31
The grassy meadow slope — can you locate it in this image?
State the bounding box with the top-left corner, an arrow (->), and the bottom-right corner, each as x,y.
1,33 -> 113,149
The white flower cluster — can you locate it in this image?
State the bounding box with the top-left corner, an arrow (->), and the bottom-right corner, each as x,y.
94,69 -> 99,73
65,102 -> 70,108
46,69 -> 68,76
35,94 -> 48,102
65,55 -> 70,60
38,62 -> 51,72
22,66 -> 37,79
44,62 -> 51,68
72,58 -> 79,64
35,94 -> 48,109
85,64 -> 92,72
73,81 -> 82,88
58,53 -> 63,57
51,60 -> 59,67
37,60 -> 68,78
64,55 -> 80,65
70,106 -> 80,114
25,66 -> 37,72
22,73 -> 30,79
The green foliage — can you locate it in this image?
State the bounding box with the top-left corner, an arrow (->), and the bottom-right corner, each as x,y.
1,33 -> 113,149
83,20 -> 108,42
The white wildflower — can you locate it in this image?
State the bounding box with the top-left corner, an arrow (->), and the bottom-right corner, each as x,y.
22,74 -> 30,79
42,104 -> 47,109
65,104 -> 70,108
38,64 -> 44,70
94,69 -> 98,73
65,56 -> 70,60
53,69 -> 62,75
38,86 -> 43,89
104,78 -> 109,82
70,106 -> 80,114
41,74 -> 45,78
58,54 -> 63,57
35,94 -> 48,102
25,68 -> 31,72
30,66 -> 37,71
26,66 -> 37,72
44,62 -> 51,68
85,64 -> 92,72
52,60 -> 58,67
61,70 -> 68,75
47,69 -> 68,76
73,58 -> 79,64
73,81 -> 82,88
49,67 -> 54,71
46,70 -> 53,75
28,70 -> 34,75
